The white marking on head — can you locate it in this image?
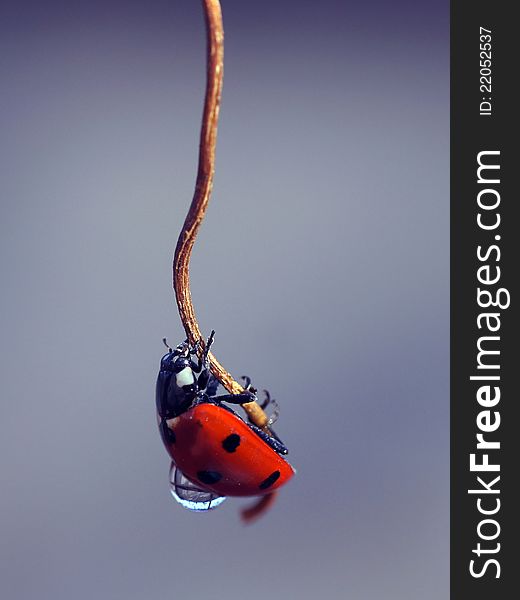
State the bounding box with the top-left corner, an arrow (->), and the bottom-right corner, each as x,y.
176,367 -> 195,387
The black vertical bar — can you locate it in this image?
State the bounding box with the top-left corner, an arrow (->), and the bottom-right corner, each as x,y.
451,1 -> 517,598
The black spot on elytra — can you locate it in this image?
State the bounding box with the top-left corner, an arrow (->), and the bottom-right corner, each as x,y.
259,470 -> 281,490
197,470 -> 222,485
222,433 -> 241,453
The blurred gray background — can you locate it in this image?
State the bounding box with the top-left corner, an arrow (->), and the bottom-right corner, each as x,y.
0,1 -> 448,598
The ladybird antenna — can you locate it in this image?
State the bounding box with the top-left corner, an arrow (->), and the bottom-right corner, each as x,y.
162,338 -> 173,352
206,329 -> 216,351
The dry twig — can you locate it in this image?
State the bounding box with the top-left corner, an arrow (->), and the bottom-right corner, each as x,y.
173,0 -> 269,429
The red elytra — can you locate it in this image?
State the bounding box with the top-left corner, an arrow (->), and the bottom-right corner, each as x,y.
164,403 -> 295,497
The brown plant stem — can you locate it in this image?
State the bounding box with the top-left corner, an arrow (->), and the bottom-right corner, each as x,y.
173,0 -> 268,429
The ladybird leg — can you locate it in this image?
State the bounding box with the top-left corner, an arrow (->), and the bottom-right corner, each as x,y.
201,330 -> 215,370
191,330 -> 215,373
195,346 -> 218,393
190,357 -> 202,373
189,345 -> 202,373
211,392 -> 257,405
188,337 -> 204,372
267,399 -> 280,427
248,423 -> 288,455
196,330 -> 215,367
256,390 -> 279,426
204,330 -> 216,356
259,389 -> 270,410
197,366 -> 211,391
241,375 -> 258,395
205,373 -> 220,397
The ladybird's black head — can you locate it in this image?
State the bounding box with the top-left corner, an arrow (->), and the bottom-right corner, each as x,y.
172,356 -> 191,374
160,353 -> 191,372
160,338 -> 191,370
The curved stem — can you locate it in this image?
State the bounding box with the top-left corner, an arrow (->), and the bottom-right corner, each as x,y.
173,0 -> 268,429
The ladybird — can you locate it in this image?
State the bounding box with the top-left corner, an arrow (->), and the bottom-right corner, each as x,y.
156,331 -> 295,514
